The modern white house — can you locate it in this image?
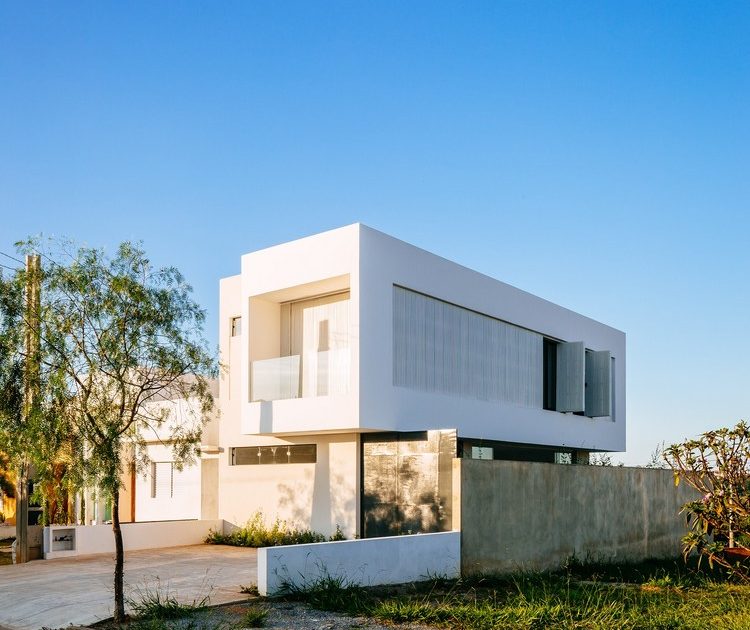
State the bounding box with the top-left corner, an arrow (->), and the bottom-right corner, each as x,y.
208,224 -> 625,539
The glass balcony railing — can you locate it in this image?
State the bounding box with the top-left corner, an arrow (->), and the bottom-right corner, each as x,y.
250,349 -> 350,402
251,355 -> 301,402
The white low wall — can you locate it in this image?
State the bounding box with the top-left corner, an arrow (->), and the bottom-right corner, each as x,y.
43,519 -> 223,559
257,531 -> 461,596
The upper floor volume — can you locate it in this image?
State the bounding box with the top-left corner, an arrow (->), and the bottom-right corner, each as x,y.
219,223 -> 625,453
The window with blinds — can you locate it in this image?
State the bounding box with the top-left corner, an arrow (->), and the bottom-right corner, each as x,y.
150,462 -> 174,499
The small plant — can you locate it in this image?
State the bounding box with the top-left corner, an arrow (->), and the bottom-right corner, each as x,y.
206,511 -> 346,548
280,573 -> 371,615
127,581 -> 210,620
240,583 -> 259,595
239,605 -> 268,628
329,524 -> 346,541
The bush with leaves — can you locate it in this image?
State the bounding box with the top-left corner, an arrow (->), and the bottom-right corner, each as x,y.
206,511 -> 346,547
664,422 -> 750,580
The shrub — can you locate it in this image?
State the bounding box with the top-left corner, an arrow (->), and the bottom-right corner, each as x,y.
205,511 -> 346,547
664,422 -> 750,581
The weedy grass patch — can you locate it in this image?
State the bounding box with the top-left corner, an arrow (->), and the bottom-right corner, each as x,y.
280,558 -> 750,630
126,580 -> 211,623
238,605 -> 268,628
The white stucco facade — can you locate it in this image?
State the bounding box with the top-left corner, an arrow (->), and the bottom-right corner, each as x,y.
214,224 -> 626,537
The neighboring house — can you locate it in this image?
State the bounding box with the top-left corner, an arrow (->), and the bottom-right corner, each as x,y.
130,380 -> 219,523
214,224 -> 626,538
81,380 -> 219,525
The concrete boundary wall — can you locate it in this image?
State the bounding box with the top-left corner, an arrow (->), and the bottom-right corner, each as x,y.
258,531 -> 460,596
43,519 -> 222,559
456,459 -> 697,574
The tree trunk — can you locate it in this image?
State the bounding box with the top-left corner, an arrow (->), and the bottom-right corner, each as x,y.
112,489 -> 126,622
15,460 -> 28,564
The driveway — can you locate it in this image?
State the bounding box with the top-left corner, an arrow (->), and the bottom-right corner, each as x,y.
0,544 -> 257,630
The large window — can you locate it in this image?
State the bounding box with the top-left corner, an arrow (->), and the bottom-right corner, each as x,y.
230,444 -> 317,465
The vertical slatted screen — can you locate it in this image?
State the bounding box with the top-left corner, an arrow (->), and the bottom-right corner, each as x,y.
393,286 -> 543,408
555,341 -> 585,412
585,350 -> 612,417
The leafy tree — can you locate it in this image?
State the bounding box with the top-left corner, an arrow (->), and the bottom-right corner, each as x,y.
0,267 -> 27,477
12,239 -> 216,621
1,258 -> 79,530
664,422 -> 750,580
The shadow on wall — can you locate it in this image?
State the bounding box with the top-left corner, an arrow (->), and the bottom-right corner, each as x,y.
276,456 -> 356,537
276,469 -> 315,529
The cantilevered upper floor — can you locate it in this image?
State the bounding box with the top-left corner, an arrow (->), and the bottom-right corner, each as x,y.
219,223 -> 626,452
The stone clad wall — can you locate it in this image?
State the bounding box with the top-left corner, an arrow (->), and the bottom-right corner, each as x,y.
455,459 -> 697,574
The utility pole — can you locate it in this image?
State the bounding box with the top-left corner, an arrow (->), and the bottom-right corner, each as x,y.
15,254 -> 40,564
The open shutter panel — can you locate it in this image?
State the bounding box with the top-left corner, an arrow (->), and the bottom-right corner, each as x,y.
585,350 -> 612,417
556,341 -> 585,412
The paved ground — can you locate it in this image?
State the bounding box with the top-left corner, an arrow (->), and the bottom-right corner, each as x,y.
0,544 -> 257,630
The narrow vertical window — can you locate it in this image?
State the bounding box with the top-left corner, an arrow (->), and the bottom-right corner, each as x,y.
543,338 -> 558,410
231,316 -> 242,337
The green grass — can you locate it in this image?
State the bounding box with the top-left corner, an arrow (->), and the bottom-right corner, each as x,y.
127,585 -> 209,621
239,605 -> 268,628
281,558 -> 750,630
205,511 -> 345,548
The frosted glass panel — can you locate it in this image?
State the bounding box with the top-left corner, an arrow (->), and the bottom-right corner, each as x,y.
251,355 -> 301,401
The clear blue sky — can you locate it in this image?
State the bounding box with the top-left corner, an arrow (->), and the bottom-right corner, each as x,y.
1,2 -> 748,465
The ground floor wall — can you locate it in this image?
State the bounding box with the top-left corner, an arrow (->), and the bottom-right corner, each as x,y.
217,433 -> 358,538
455,459 -> 697,574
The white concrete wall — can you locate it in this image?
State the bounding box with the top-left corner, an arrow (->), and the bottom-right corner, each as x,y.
358,224 -> 626,451
216,433 -> 359,538
239,225 -> 361,435
257,531 -> 461,596
43,519 -> 222,559
134,443 -> 201,522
